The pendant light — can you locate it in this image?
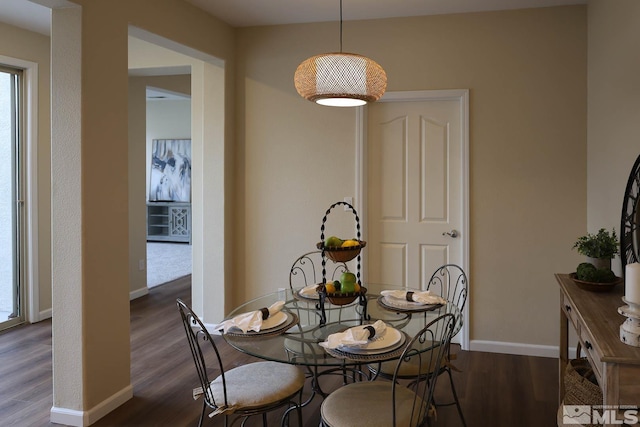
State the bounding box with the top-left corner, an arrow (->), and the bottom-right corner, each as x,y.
294,0 -> 387,107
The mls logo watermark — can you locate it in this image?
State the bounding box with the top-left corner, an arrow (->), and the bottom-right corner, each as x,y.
564,406 -> 591,424
563,405 -> 639,425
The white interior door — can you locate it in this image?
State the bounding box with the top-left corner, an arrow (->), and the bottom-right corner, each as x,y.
363,90 -> 469,346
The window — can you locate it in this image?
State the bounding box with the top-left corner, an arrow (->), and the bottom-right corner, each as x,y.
0,64 -> 24,330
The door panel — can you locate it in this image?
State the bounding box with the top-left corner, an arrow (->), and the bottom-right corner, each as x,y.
421,117 -> 447,221
367,98 -> 462,290
379,116 -> 406,221
379,242 -> 406,286
420,244 -> 448,289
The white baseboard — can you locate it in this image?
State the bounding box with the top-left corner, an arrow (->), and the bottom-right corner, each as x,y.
204,322 -> 221,335
130,286 -> 149,300
39,308 -> 52,321
50,406 -> 84,426
50,384 -> 133,426
34,290 -> 146,322
470,339 -> 575,358
40,287 -> 151,323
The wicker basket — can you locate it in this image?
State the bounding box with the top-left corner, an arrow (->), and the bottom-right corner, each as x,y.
319,284 -> 367,305
316,241 -> 367,263
564,343 -> 603,427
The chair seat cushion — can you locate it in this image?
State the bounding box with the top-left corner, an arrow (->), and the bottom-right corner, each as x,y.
370,347 -> 441,378
209,361 -> 305,411
320,381 -> 427,427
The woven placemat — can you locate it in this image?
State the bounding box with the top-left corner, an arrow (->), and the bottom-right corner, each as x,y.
377,296 -> 442,314
223,312 -> 299,338
322,331 -> 408,362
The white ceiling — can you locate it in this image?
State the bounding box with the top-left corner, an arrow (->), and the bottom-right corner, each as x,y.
2,0 -> 586,36
184,0 -> 586,28
146,87 -> 190,101
1,0 -> 51,35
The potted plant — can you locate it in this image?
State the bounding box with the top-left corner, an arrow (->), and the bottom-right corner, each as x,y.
572,228 -> 619,270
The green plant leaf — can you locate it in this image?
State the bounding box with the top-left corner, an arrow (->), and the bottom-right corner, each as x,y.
572,228 -> 619,259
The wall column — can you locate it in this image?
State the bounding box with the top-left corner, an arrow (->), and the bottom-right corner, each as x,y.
50,6 -> 85,424
50,4 -> 133,425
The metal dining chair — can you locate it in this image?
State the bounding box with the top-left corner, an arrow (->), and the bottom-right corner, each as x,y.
320,312 -> 457,427
284,251 -> 358,398
285,250 -> 350,343
422,264 -> 468,425
368,264 -> 468,426
176,299 -> 305,427
288,251 -> 349,303
426,264 -> 468,317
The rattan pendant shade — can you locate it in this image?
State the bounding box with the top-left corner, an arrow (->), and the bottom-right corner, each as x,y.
294,52 -> 387,107
293,0 -> 387,107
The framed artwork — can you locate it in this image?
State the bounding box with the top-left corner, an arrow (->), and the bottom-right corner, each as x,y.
149,138 -> 191,202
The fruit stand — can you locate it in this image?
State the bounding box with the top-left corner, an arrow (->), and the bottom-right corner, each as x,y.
316,201 -> 368,325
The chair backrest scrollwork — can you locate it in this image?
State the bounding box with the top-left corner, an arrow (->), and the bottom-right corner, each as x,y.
391,312 -> 456,426
427,264 -> 469,315
176,299 -> 225,411
289,250 -> 347,292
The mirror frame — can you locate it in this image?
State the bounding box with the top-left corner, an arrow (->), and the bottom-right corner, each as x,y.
621,154 -> 640,274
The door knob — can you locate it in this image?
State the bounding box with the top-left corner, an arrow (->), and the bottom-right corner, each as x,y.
442,230 -> 459,238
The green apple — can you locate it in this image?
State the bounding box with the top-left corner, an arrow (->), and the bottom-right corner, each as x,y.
325,236 -> 343,248
339,271 -> 356,293
340,271 -> 356,284
340,281 -> 355,293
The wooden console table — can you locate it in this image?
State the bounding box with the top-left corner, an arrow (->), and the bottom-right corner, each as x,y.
557,273 -> 640,424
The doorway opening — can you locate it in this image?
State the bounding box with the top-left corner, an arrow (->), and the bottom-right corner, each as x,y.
128,25 -> 227,321
144,86 -> 193,288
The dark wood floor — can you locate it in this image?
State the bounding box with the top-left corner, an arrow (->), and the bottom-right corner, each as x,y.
0,277 -> 558,426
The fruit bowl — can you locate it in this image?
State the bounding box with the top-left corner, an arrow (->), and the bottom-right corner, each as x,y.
318,284 -> 367,305
316,240 -> 367,262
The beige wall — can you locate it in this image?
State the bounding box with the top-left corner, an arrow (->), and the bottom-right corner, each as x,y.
587,0 -> 640,277
50,0 -> 234,420
0,21 -> 51,318
128,76 -> 148,298
236,6 -> 588,351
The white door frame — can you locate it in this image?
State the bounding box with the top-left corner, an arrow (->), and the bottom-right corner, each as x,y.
0,54 -> 40,323
355,89 -> 470,350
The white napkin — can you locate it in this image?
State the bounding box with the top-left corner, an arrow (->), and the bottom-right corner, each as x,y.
299,284 -> 319,299
215,301 -> 285,333
381,289 -> 446,305
319,320 -> 387,349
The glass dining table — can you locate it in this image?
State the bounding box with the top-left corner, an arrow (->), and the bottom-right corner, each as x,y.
220,283 -> 462,403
